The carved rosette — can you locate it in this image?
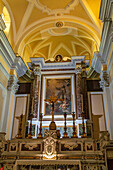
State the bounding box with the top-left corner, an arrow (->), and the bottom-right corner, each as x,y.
75,67 -> 82,117
100,71 -> 109,89
43,130 -> 57,159
7,75 -> 19,94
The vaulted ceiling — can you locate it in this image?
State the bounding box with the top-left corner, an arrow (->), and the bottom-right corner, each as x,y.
3,0 -> 102,67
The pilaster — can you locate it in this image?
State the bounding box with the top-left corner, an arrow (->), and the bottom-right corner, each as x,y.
4,75 -> 19,140
103,86 -> 113,140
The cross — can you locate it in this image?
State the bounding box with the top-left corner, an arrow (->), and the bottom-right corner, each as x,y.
45,92 -> 63,128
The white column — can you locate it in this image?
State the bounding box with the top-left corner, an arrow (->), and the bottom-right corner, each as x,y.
100,70 -> 113,140
4,75 -> 19,140
104,86 -> 113,140
0,83 -> 7,132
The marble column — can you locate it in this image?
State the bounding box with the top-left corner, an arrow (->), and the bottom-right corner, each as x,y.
81,62 -> 89,119
28,73 -> 34,117
75,67 -> 82,118
33,65 -> 41,118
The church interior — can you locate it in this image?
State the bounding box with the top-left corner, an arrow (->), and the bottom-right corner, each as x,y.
0,0 -> 113,169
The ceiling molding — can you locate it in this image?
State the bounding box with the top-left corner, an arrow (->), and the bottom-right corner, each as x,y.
79,0 -> 101,30
35,0 -> 79,16
15,15 -> 100,51
2,0 -> 16,43
51,43 -> 73,58
16,2 -> 35,45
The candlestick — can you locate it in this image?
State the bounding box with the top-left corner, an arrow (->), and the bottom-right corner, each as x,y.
27,114 -> 33,139
37,113 -> 43,138
72,112 -> 78,138
63,112 -> 68,138
16,114 -> 23,139
81,111 -> 87,138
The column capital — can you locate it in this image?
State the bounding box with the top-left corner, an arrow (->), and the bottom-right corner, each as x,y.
100,71 -> 109,89
75,67 -> 82,74
33,65 -> 41,78
7,75 -> 19,94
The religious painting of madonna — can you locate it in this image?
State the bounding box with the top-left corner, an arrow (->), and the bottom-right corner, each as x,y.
45,78 -> 71,115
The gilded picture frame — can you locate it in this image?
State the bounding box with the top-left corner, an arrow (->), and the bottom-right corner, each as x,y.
41,74 -> 76,120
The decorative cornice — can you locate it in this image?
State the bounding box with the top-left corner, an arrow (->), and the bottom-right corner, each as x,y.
12,56 -> 28,77
7,75 -> 19,94
0,30 -> 28,77
28,56 -> 85,70
87,67 -> 99,78
16,159 -> 80,165
91,51 -> 102,73
0,30 -> 16,67
0,15 -> 6,30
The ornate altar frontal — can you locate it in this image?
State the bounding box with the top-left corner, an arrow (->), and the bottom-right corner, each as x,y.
0,130 -> 110,170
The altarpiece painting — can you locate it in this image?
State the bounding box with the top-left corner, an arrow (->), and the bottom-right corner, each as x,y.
45,78 -> 71,115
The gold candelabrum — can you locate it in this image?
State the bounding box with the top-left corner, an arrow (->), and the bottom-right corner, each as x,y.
45,92 -> 63,130
72,112 -> 78,138
63,111 -> 68,138
37,113 -> 43,138
16,114 -> 23,139
81,111 -> 87,138
27,114 -> 33,139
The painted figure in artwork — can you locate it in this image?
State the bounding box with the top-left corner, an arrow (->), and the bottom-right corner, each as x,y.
45,79 -> 71,115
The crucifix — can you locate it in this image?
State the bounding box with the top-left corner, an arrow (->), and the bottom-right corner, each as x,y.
45,92 -> 63,130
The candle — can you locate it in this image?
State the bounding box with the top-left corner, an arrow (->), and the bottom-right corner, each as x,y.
72,94 -> 74,112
